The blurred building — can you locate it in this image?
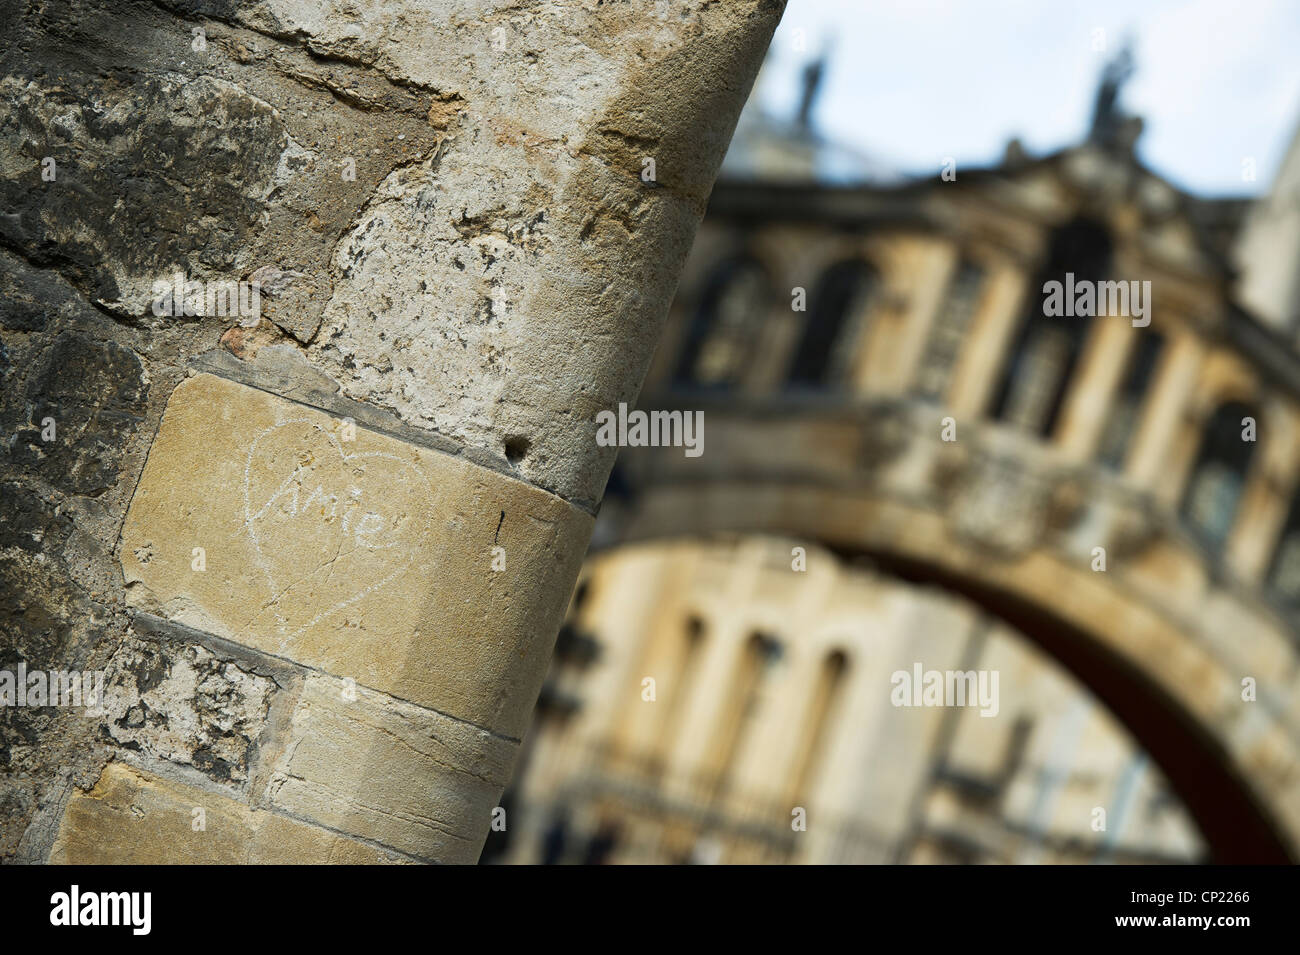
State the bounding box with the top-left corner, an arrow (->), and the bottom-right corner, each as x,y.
483,48 -> 1300,864
490,538 -> 1206,864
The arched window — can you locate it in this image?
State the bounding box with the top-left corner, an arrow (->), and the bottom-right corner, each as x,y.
673,257 -> 770,390
1097,331 -> 1165,469
649,616 -> 708,774
1181,401 -> 1257,549
784,649 -> 849,806
1267,495 -> 1300,606
916,259 -> 984,400
786,259 -> 878,389
707,631 -> 783,799
991,218 -> 1112,436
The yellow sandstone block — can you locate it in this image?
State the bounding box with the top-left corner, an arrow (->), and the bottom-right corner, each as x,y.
264,674 -> 517,863
121,373 -> 593,739
50,763 -> 411,864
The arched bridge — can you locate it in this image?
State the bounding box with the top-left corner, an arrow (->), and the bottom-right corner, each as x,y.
599,394 -> 1300,863
587,139 -> 1300,863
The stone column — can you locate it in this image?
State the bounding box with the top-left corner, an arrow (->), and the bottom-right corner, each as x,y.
1,0 -> 783,864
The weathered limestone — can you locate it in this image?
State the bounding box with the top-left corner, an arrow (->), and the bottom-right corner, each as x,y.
102,635 -> 277,784
50,762 -> 413,864
121,372 -> 592,738
285,0 -> 786,508
262,675 -> 516,863
1234,117 -> 1300,338
3,0 -> 784,863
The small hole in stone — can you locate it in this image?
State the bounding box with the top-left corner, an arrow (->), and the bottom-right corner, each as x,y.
504,436 -> 529,465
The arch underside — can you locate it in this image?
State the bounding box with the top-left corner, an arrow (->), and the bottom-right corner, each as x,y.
602,475 -> 1300,864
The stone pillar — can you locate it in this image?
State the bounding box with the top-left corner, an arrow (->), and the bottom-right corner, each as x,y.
946,263 -> 1032,419
1,0 -> 783,863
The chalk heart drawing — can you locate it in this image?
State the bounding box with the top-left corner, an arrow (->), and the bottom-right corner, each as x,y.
242,419 -> 435,643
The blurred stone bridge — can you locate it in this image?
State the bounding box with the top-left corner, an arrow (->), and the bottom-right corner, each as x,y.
593,140 -> 1300,862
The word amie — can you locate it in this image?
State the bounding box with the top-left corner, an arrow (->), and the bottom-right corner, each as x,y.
595,403 -> 703,458
50,886 -> 151,936
890,664 -> 999,718
151,273 -> 261,324
254,475 -> 391,547
0,665 -> 104,708
1042,273 -> 1151,327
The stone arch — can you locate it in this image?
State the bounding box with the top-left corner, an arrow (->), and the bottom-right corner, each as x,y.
601,405 -> 1300,863
783,646 -> 851,808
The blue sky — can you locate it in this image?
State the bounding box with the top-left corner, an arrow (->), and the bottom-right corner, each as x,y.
753,0 -> 1300,197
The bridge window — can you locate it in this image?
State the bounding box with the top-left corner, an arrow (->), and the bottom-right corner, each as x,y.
1097,331 -> 1165,469
707,631 -> 783,799
786,259 -> 878,389
673,257 -> 770,390
916,260 -> 985,400
1181,401 -> 1257,550
784,649 -> 849,805
1267,496 -> 1300,607
648,615 -> 709,774
991,218 -> 1113,436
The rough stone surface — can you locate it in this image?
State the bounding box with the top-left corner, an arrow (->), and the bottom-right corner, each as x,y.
101,635 -> 277,784
120,373 -> 594,738
144,0 -> 779,507
0,0 -> 450,335
50,762 -> 413,864
1,0 -> 783,862
298,0 -> 783,506
4,333 -> 149,496
2,0 -> 782,507
263,674 -> 516,862
0,233 -> 225,864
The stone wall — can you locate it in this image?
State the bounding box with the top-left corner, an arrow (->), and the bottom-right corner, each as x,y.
0,0 -> 783,863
